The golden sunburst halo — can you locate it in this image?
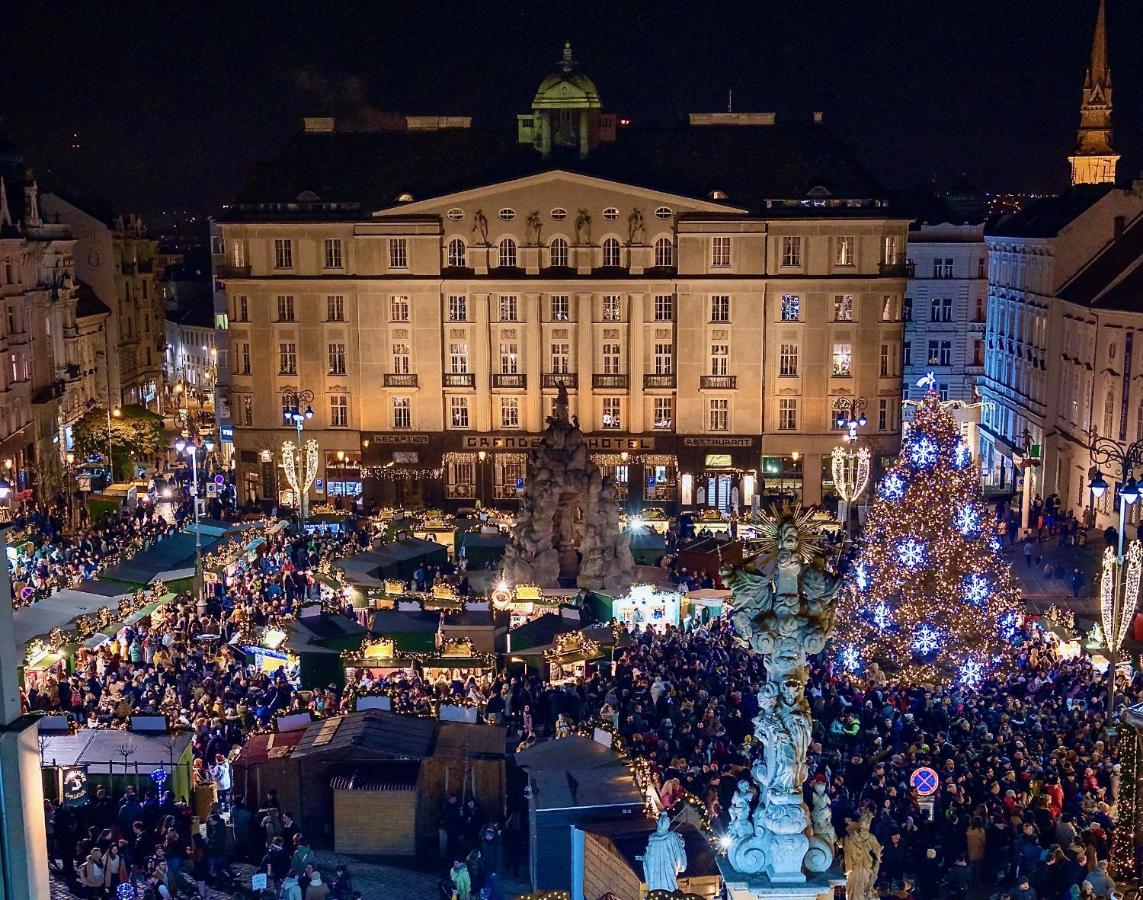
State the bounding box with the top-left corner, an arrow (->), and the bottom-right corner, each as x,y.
753,502 -> 822,565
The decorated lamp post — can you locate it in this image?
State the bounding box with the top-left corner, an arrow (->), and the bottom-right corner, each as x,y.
175,429 -> 214,600
1088,426 -> 1143,727
831,397 -> 870,540
282,438 -> 319,531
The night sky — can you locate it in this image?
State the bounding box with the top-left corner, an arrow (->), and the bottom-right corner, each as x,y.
3,0 -> 1141,219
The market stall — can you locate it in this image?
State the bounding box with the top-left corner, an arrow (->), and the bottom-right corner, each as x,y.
229,625 -> 296,674
416,638 -> 496,684
343,636 -> 415,682
609,583 -> 682,632
683,588 -> 730,627
544,630 -> 608,684
492,583 -> 582,629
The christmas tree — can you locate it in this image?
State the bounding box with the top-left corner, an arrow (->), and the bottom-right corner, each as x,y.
835,383 -> 1020,685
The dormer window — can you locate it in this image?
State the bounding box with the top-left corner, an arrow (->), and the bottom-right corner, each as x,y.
447,208 -> 465,221
499,208 -> 516,221
602,207 -> 619,221
654,207 -> 673,220
551,208 -> 568,221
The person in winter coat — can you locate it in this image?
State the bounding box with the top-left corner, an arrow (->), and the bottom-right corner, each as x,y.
79,848 -> 105,898
1084,861 -> 1116,899
450,860 -> 472,900
945,854 -> 970,900
280,873 -> 303,900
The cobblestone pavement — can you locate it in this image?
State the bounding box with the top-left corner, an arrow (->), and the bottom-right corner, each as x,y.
1001,526 -> 1103,622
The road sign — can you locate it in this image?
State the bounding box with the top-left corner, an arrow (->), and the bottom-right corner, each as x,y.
910,766 -> 939,796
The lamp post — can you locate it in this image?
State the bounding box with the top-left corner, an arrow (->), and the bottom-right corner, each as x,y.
833,396 -> 868,442
175,429 -> 215,600
1087,427 -> 1143,729
280,389 -> 314,530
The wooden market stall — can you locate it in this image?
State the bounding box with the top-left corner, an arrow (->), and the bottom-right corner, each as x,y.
417,638 -> 496,685
544,630 -> 609,684
342,636 -> 416,684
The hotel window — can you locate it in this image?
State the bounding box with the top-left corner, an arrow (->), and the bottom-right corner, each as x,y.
390,296 -> 410,322
551,208 -> 568,221
878,398 -> 890,431
389,238 -> 408,269
881,295 -> 895,321
711,295 -> 730,322
780,294 -> 800,321
501,397 -> 520,428
939,383 -> 949,401
833,294 -> 854,321
903,297 -> 913,321
933,257 -> 954,278
927,340 -> 939,364
654,343 -> 673,375
447,208 -> 464,222
654,237 -> 674,267
654,295 -> 674,321
835,235 -> 856,267
276,295 -> 295,322
550,343 -> 570,373
447,238 -> 466,268
779,343 -> 799,376
602,238 -> 621,267
903,341 -> 912,366
499,295 -> 518,322
278,342 -> 297,375
241,395 -> 253,427
549,237 -> 569,268
499,342 -> 519,374
326,295 -> 345,322
236,342 -> 251,375
832,343 -> 852,377
939,341 -> 952,365
602,398 -> 621,430
450,396 -> 469,429
273,239 -> 293,269
709,398 -> 729,432
330,395 -> 349,427
930,298 -> 941,322
449,342 -> 469,374
710,344 -> 729,376
550,295 -> 570,321
448,295 -> 467,322
499,208 -> 516,221
391,396 -> 410,429
499,237 -> 517,268
778,398 -> 798,431
235,295 -> 249,321
392,343 -> 410,374
602,294 -> 622,321
883,235 -> 901,264
880,343 -> 890,377
328,343 -> 346,375
323,238 -> 343,269
653,397 -> 673,429
711,236 -> 731,268
602,343 -> 621,375
781,235 -> 802,267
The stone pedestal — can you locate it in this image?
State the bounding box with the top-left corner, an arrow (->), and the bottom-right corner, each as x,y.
718,858 -> 843,900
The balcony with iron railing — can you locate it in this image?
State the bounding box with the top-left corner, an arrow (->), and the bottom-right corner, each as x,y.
592,374 -> 628,389
700,375 -> 737,390
492,373 -> 526,389
542,372 -> 577,389
443,373 -> 475,388
880,261 -> 915,277
643,374 -> 676,389
383,373 -> 419,388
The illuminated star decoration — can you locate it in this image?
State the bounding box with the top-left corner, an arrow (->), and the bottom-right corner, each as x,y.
897,538 -> 925,569
880,473 -> 906,500
854,562 -> 870,592
953,440 -> 971,470
955,505 -> 979,536
839,645 -> 862,672
916,371 -> 937,391
962,573 -> 990,607
910,436 -> 939,469
960,657 -> 984,689
912,624 -> 940,656
872,602 -> 892,631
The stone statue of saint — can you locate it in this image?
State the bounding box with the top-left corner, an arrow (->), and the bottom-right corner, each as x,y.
642,813 -> 687,892
722,506 -> 843,882
472,209 -> 489,245
728,779 -> 754,840
811,781 -> 837,850
844,811 -> 882,900
526,210 -> 542,245
628,208 -> 645,244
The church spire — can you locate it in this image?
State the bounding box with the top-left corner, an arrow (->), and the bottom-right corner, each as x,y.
1069,0 -> 1118,186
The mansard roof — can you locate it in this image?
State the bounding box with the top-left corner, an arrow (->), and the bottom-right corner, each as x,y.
1058,211 -> 1143,312
225,119 -> 888,221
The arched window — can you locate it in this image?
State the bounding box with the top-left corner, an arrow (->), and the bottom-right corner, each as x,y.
447,238 -> 466,268
654,237 -> 674,268
1103,389 -> 1115,437
602,237 -> 621,268
499,237 -> 517,268
549,237 -> 569,268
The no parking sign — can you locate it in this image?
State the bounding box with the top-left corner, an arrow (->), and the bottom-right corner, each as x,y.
910,766 -> 939,796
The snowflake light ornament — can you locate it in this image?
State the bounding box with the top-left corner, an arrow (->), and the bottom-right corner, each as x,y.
879,473 -> 906,500
854,562 -> 870,591
910,436 -> 939,469
839,644 -> 862,672
911,624 -> 940,655
990,536 -> 1003,552
897,538 -> 925,569
953,440 -> 971,470
873,602 -> 892,631
999,610 -> 1019,641
960,657 -> 984,689
955,505 -> 980,536
962,574 -> 990,607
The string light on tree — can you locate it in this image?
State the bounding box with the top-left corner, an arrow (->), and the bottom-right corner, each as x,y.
836,384 -> 1020,684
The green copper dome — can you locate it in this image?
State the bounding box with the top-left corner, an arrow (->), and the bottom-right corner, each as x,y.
532,42 -> 601,109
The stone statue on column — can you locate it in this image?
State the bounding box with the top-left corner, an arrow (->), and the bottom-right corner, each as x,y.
642,812 -> 687,892
843,810 -> 882,900
723,505 -> 841,884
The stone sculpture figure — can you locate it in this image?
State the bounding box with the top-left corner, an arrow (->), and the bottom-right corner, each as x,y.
722,505 -> 842,883
575,209 -> 591,245
628,208 -> 645,244
642,813 -> 687,892
843,811 -> 882,900
811,781 -> 837,851
499,385 -> 636,592
728,780 -> 754,841
472,209 -> 489,245
526,211 -> 542,245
